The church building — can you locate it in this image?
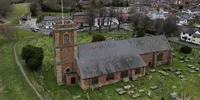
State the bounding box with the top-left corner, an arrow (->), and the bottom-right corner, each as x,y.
52,20 -> 172,90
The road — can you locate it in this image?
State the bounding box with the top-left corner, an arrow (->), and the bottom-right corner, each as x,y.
14,39 -> 44,100
168,37 -> 200,49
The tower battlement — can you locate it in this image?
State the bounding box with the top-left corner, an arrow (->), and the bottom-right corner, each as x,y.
52,20 -> 76,30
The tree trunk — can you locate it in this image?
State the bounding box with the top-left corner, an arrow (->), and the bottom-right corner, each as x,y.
98,19 -> 101,33
89,23 -> 92,34
109,17 -> 112,31
118,21 -> 121,30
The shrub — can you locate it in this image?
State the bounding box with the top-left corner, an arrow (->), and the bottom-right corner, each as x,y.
27,58 -> 42,71
30,2 -> 42,17
92,34 -> 106,42
180,46 -> 192,54
36,14 -> 44,23
22,45 -> 44,71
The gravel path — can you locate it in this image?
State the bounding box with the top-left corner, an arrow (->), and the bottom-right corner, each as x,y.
14,40 -> 44,100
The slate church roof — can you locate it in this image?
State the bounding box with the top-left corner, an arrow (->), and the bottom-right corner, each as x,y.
76,35 -> 171,79
76,39 -> 146,79
131,35 -> 171,54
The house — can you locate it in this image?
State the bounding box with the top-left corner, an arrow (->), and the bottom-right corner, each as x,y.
79,0 -> 90,9
180,28 -> 200,43
192,33 -> 200,45
171,0 -> 188,5
147,9 -> 168,20
190,8 -> 200,14
73,12 -> 88,27
94,17 -> 119,27
43,16 -> 72,29
52,20 -> 172,90
177,18 -> 188,26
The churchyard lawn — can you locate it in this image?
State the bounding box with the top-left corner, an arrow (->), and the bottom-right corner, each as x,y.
15,30 -> 200,100
0,29 -> 42,100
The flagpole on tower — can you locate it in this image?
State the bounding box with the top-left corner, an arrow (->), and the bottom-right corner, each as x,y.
61,0 -> 64,24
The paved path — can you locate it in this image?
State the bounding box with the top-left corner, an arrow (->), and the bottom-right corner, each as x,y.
168,37 -> 200,49
14,40 -> 44,100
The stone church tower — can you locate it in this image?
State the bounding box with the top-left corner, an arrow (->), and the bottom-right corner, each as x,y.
52,20 -> 77,85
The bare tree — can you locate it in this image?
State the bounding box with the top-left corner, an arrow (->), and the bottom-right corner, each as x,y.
98,8 -> 107,32
129,13 -> 143,27
116,10 -> 123,30
163,15 -> 179,37
138,15 -> 150,29
0,0 -> 11,17
108,8 -> 117,31
0,25 -> 15,39
154,19 -> 165,35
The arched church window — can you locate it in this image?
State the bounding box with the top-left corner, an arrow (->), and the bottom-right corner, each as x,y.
157,53 -> 164,62
64,34 -> 69,44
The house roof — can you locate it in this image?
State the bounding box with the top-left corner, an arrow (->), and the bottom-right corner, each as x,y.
183,28 -> 199,35
80,1 -> 90,5
43,16 -> 71,21
131,35 -> 171,54
76,39 -> 146,79
193,33 -> 200,38
74,12 -> 88,16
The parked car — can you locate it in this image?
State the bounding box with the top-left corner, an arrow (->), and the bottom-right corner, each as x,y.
31,27 -> 38,32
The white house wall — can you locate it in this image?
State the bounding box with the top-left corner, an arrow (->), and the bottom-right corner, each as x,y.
94,17 -> 119,27
191,37 -> 200,45
180,32 -> 193,42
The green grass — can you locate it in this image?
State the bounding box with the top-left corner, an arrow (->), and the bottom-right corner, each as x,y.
0,33 -> 40,100
15,30 -> 200,100
7,3 -> 30,25
77,30 -> 133,44
43,12 -> 72,16
13,29 -> 41,39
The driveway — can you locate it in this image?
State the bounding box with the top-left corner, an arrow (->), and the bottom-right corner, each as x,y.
168,37 -> 200,49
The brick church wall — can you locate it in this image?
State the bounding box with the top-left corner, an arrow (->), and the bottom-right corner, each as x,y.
79,67 -> 145,90
140,50 -> 171,67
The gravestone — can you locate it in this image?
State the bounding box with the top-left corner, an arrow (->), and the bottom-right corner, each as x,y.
178,75 -> 185,78
132,93 -> 141,99
150,69 -> 156,72
175,71 -> 181,75
158,70 -> 169,76
147,91 -> 151,97
171,92 -> 177,98
172,85 -> 177,89
149,75 -> 152,80
151,85 -> 158,90
73,95 -> 81,99
124,85 -> 131,90
123,77 -> 129,82
138,89 -> 145,93
189,70 -> 196,73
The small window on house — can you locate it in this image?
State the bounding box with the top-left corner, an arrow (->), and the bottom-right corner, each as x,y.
91,77 -> 98,85
106,74 -> 114,81
64,34 -> 69,44
189,34 -> 191,36
121,71 -> 128,78
183,33 -> 185,35
188,38 -> 190,40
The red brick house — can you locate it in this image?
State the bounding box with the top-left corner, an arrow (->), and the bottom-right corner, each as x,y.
53,20 -> 172,90
73,12 -> 88,26
79,0 -> 90,9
